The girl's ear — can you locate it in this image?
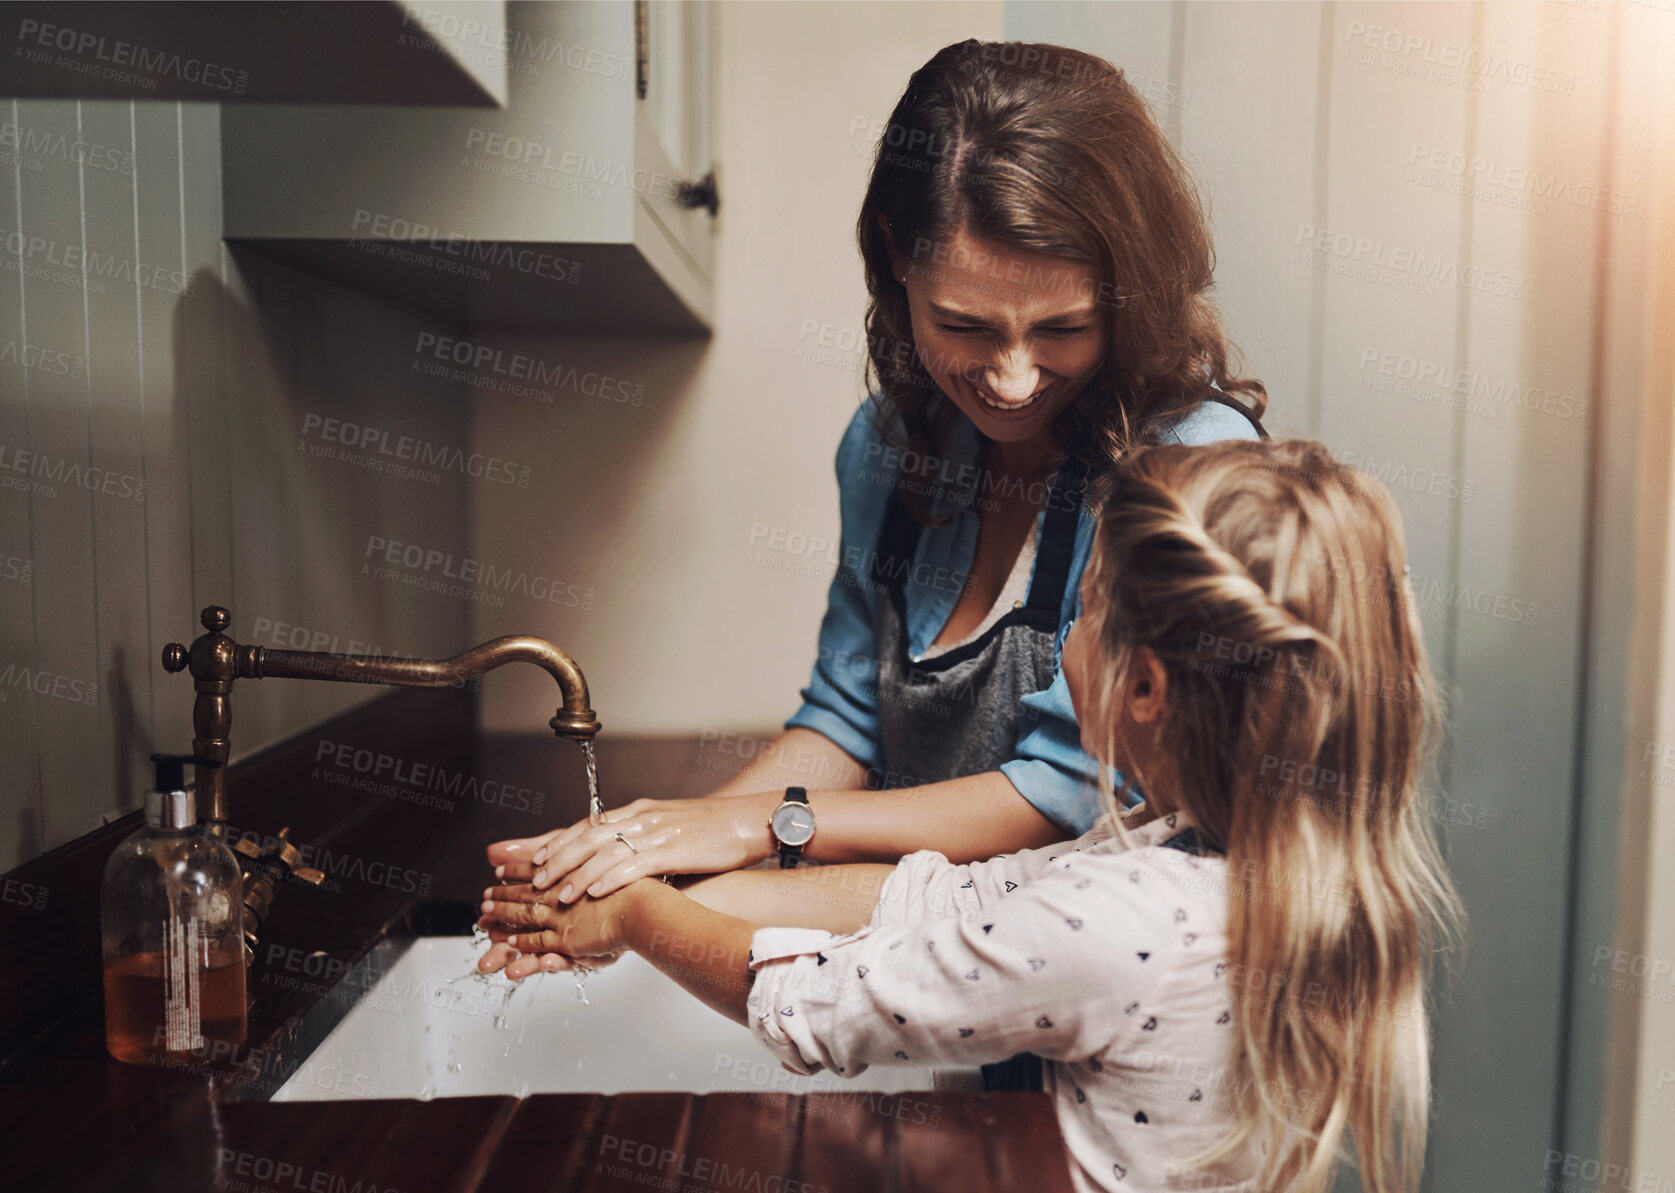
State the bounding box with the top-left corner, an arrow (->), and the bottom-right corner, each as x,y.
1126,647 -> 1169,725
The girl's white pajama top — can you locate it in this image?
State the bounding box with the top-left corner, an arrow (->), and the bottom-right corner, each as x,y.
744,806 -> 1268,1193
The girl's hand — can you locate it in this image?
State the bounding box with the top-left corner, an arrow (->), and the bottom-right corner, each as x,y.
477,878 -> 655,978
528,793 -> 779,903
475,917 -> 623,981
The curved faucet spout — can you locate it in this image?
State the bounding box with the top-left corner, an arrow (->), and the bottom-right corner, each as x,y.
162,605 -> 599,823
258,635 -> 601,739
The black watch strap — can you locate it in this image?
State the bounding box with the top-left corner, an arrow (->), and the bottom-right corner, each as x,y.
778,786 -> 808,869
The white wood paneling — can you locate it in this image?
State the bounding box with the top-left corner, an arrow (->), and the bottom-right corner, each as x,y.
1008,2 -> 1621,1186
1179,1 -> 1324,437
0,98 -> 475,873
15,99 -> 103,850
0,100 -> 43,865
79,100 -> 152,818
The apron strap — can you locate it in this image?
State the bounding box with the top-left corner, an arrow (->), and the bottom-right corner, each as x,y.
874,481 -> 923,595
1203,388 -> 1270,440
1018,395 -> 1263,614
1159,826 -> 1224,857
1022,458 -> 1089,616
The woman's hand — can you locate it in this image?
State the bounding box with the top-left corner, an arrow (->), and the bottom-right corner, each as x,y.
526,793 -> 780,902
484,828 -> 568,875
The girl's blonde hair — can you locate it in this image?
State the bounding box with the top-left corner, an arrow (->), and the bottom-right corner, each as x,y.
1076,438 -> 1465,1193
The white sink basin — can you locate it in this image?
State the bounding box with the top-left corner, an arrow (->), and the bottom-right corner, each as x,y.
274,936 -> 974,1100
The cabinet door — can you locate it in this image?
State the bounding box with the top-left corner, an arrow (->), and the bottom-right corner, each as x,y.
637,0 -> 715,282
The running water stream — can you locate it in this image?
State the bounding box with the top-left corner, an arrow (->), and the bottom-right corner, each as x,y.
571,738 -> 605,1001
581,738 -> 604,826
470,743 -> 608,1020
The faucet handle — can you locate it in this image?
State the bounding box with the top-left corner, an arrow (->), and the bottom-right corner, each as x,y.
161,605 -> 234,674
161,605 -> 262,679
234,826 -> 326,966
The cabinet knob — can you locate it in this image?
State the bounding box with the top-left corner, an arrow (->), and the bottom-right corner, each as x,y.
676,171 -> 719,218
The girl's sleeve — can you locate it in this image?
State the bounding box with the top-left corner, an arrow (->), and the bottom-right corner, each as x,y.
781,398 -> 894,771
747,850 -> 1176,1077
865,821 -> 1108,932
998,400 -> 1261,835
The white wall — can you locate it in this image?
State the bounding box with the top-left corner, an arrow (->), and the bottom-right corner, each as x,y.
998,1 -> 1673,1188
468,1 -> 1005,738
1626,51 -> 1675,1193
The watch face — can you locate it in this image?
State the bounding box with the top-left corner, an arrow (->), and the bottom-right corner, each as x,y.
772,801 -> 816,847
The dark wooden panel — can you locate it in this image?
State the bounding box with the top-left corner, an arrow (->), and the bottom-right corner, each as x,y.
975,1091 -> 1079,1193
213,1096 -> 516,1193
684,1091 -> 802,1193
577,1092 -> 696,1192
796,1087 -> 892,1191
477,1093 -> 608,1191
895,1092 -> 994,1193
0,1087 -> 1076,1193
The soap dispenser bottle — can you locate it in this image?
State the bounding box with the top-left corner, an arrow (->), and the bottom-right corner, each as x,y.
102,753 -> 247,1065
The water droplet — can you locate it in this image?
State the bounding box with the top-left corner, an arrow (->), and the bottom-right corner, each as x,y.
491,982 -> 517,1031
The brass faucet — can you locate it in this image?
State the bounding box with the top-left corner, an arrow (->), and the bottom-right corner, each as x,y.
162,604 -> 601,825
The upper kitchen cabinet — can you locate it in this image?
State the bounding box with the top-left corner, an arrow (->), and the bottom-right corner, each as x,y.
0,1 -> 509,105
221,0 -> 718,333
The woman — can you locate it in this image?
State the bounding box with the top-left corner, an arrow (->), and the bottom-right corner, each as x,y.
485,39 -> 1267,1021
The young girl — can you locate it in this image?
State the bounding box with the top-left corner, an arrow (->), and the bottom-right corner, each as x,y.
479,438 -> 1464,1193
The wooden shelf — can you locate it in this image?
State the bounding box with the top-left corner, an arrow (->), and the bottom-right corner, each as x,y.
218,3 -> 715,333
228,234 -> 710,335
0,1 -> 509,105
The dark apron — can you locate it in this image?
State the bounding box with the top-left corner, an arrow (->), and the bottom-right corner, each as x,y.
866,395 -> 1264,1091
869,457 -> 1087,1091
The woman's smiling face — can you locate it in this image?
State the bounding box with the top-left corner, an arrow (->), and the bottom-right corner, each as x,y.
885,219 -> 1109,447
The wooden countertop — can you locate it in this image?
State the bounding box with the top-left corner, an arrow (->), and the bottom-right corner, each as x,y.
0,690 -> 1077,1193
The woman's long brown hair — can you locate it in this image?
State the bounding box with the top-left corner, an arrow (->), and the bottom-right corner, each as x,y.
855,39 -> 1266,520
1077,439 -> 1465,1193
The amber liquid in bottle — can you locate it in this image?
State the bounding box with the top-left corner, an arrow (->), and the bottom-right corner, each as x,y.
103,951 -> 247,1064
104,756 -> 248,1066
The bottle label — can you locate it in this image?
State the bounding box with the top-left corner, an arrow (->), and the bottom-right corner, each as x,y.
162,916 -> 203,1052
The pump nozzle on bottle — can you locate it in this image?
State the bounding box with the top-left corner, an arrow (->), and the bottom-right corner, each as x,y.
145,753 -> 222,831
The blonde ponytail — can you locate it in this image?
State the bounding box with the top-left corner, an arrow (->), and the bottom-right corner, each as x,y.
1077,439 -> 1465,1193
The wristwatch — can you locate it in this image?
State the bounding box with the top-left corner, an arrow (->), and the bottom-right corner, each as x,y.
770,786 -> 816,869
